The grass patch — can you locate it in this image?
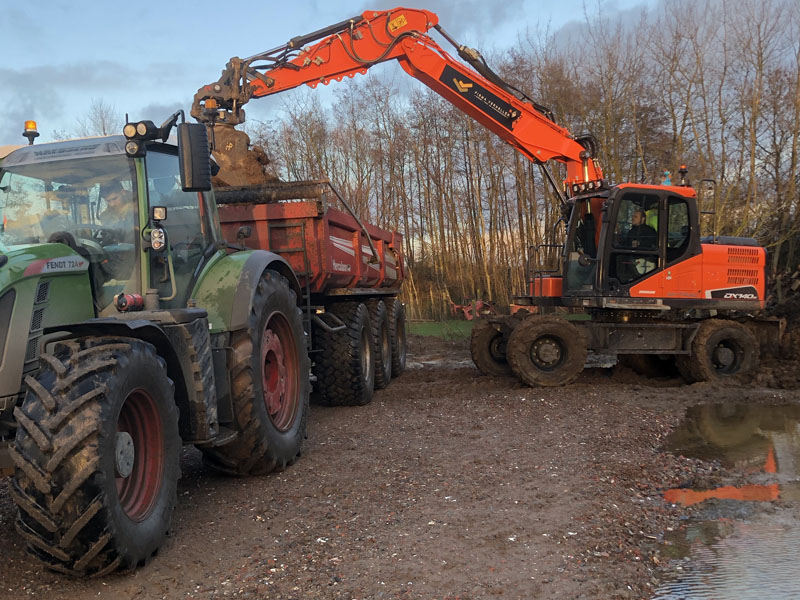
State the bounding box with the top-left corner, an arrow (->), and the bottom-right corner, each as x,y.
408,320 -> 473,340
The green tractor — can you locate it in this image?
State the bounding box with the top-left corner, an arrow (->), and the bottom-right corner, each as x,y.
0,117 -> 309,575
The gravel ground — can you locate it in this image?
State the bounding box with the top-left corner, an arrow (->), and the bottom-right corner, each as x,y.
0,334 -> 797,600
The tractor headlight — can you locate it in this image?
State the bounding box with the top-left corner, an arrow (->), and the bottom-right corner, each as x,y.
150,228 -> 166,252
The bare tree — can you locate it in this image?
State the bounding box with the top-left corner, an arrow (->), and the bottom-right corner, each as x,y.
75,98 -> 121,137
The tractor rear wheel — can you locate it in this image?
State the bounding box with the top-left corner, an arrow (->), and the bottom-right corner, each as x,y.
506,316 -> 587,387
312,301 -> 375,406
202,270 -> 309,475
677,319 -> 758,383
366,299 -> 392,390
470,319 -> 513,377
11,337 -> 180,575
386,298 -> 407,378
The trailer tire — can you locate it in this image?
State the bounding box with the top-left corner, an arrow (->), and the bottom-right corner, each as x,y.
506,316 -> 587,387
312,301 -> 375,406
470,319 -> 513,377
387,298 -> 407,378
202,270 -> 309,475
676,319 -> 758,383
366,299 -> 392,390
11,337 -> 180,576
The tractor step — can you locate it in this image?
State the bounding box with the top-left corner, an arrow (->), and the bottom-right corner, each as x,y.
193,426 -> 238,448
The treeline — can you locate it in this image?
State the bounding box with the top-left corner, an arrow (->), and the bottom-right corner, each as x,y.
250,0 -> 800,319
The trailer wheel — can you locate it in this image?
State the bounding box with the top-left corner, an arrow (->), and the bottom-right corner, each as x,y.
470,319 -> 513,377
677,319 -> 758,383
312,301 -> 375,406
11,337 -> 180,575
202,270 -> 309,475
617,354 -> 678,378
386,298 -> 407,378
506,316 -> 587,387
366,299 -> 392,390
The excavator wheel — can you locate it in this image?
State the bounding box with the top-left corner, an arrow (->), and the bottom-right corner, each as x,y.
676,319 -> 759,383
470,319 -> 513,377
202,270 -> 309,475
366,299 -> 392,390
506,316 -> 587,387
11,337 -> 180,575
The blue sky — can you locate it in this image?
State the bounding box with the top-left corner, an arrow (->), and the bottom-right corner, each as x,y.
3,0 -> 651,144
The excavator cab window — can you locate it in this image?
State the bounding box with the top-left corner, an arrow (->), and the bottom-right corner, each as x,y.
609,192 -> 660,285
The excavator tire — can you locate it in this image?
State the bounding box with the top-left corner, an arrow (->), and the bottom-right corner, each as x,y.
386,298 -> 407,378
312,301 -> 375,406
506,316 -> 587,387
470,319 -> 513,377
202,270 -> 309,475
617,354 -> 678,378
366,299 -> 392,390
11,337 -> 180,576
676,319 -> 759,383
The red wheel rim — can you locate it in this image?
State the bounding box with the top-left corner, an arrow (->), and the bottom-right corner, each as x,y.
261,312 -> 299,431
116,389 -> 164,522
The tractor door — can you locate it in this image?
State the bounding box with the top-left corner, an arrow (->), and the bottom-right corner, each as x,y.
601,187 -> 700,297
144,149 -> 218,308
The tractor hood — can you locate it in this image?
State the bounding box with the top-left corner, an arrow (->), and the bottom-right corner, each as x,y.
0,242 -> 88,291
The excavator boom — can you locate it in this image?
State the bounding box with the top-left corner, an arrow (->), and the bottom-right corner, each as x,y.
191,7 -> 603,192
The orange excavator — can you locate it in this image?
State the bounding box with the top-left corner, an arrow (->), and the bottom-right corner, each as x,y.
192,7 -> 780,387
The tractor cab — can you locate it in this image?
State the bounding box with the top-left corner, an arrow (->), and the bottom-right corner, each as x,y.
0,132 -> 221,313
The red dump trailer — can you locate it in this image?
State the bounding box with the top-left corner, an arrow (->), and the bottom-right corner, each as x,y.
215,181 -> 407,406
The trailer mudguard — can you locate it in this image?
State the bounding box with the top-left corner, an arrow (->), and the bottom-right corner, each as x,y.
192,249 -> 301,333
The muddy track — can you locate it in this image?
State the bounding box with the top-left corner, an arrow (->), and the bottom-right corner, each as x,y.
0,335 -> 797,599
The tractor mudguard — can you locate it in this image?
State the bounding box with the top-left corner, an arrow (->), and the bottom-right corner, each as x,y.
44,311 -> 219,443
192,249 -> 302,333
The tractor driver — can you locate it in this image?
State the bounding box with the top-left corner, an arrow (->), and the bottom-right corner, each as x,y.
98,181 -> 136,244
623,209 -> 657,250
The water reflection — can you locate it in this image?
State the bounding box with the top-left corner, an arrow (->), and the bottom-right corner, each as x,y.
654,403 -> 800,599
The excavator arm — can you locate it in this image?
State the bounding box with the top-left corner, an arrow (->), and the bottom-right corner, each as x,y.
192,7 -> 604,194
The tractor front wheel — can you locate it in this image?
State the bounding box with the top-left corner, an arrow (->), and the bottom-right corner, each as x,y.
11,337 -> 180,575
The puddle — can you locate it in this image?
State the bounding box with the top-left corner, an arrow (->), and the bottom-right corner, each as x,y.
654,403 -> 800,599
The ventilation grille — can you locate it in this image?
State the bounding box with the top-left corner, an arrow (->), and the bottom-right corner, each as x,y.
25,338 -> 39,363
35,281 -> 50,303
727,247 -> 760,265
30,308 -> 45,332
727,268 -> 760,285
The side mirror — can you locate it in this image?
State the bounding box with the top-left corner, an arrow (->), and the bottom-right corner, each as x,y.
177,123 -> 212,192
236,226 -> 252,241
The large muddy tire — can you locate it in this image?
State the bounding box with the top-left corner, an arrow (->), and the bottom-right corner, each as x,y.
386,298 -> 407,378
470,319 -> 512,377
676,319 -> 759,383
506,316 -> 587,387
312,301 -> 375,406
366,299 -> 392,390
11,337 -> 180,576
202,270 -> 309,476
617,354 -> 678,378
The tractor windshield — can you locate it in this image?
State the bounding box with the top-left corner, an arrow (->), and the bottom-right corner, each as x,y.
0,151 -> 137,250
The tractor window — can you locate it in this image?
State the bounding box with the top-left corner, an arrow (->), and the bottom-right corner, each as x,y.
666,197 -> 690,264
0,154 -> 140,312
609,192 -> 660,285
145,151 -> 212,305
564,200 -> 597,293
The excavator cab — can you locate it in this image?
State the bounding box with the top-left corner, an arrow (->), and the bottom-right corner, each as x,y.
560,185 -> 702,305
